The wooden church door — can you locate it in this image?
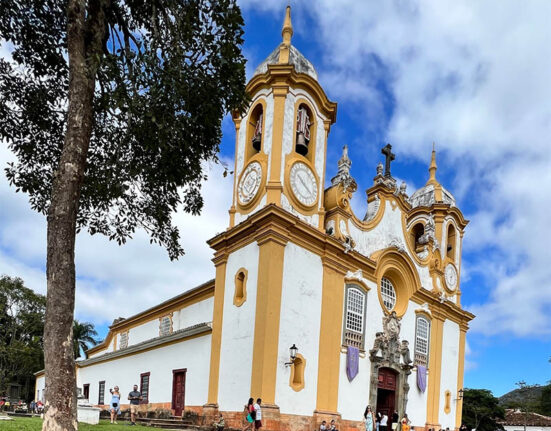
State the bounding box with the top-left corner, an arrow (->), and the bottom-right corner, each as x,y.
172,369 -> 187,416
376,368 -> 397,420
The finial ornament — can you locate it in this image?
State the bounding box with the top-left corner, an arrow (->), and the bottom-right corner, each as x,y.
279,6 -> 293,64
331,145 -> 357,192
426,143 -> 439,186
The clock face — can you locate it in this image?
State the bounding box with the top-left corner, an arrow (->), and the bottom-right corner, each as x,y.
444,263 -> 458,291
290,162 -> 318,207
237,162 -> 262,205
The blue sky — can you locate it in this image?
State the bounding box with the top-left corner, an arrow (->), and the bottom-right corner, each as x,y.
1,1 -> 550,398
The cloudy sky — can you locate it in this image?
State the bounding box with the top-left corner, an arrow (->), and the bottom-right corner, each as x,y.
1,0 -> 550,396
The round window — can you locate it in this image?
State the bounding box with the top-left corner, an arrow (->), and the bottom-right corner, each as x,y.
380,277 -> 396,311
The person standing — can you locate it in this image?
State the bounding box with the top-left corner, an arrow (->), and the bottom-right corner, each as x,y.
109,386 -> 121,424
128,384 -> 142,426
380,413 -> 388,431
242,398 -> 254,431
400,414 -> 410,431
391,411 -> 399,431
364,405 -> 375,431
254,398 -> 262,430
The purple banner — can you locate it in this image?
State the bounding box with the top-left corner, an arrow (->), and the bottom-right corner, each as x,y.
346,346 -> 359,382
417,365 -> 427,392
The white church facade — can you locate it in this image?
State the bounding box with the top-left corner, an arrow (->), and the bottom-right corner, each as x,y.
35,7 -> 474,431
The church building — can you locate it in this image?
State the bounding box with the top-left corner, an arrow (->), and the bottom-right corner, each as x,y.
35,7 -> 474,431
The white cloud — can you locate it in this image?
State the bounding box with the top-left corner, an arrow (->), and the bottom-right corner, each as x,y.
0,143 -> 233,326
237,0 -> 551,336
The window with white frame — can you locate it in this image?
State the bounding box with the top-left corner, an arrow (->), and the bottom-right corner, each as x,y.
159,315 -> 172,336
119,332 -> 128,349
380,277 -> 396,311
343,285 -> 366,350
414,316 -> 430,366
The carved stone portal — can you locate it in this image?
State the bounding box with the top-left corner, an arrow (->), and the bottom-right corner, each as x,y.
369,312 -> 414,418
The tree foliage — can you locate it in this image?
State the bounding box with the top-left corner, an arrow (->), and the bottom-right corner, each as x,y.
72,320 -> 99,359
0,0 -> 248,259
462,389 -> 505,431
0,275 -> 46,400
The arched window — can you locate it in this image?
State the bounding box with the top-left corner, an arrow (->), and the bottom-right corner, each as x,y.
411,222 -> 425,253
295,104 -> 313,157
380,277 -> 396,311
343,285 -> 367,349
246,103 -> 263,160
447,224 -> 456,261
414,316 -> 430,366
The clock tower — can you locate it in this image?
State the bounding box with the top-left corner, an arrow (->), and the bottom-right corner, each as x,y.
229,6 -> 337,230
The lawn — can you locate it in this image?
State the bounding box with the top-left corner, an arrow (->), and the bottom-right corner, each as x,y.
0,416 -> 150,430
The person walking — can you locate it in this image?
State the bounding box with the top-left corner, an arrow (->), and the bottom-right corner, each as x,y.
254,398 -> 262,430
109,386 -> 121,424
364,405 -> 375,431
242,398 -> 255,431
128,384 -> 143,426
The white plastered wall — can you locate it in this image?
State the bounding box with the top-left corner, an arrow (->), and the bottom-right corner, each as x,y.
174,296 -> 214,330
439,319 -> 460,429
337,278 -> 380,421
76,334 -> 211,407
126,319 -> 160,346
217,242 -> 259,411
275,242 -> 323,416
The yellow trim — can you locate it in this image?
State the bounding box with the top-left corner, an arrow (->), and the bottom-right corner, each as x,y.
266,84 -> 289,205
208,204 -> 474,327
250,233 -> 287,404
289,354 -> 306,392
318,120 -> 332,230
426,310 -> 445,428
207,255 -> 228,405
87,281 -> 214,357
373,248 -> 422,317
245,99 -> 267,163
233,267 -> 248,307
245,64 -> 337,124
455,326 -> 467,428
79,330 -> 211,368
316,258 -> 346,413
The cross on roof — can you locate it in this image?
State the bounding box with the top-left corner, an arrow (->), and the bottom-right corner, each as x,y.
381,143 -> 395,178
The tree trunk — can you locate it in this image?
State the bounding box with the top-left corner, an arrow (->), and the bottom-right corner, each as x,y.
42,0 -> 107,429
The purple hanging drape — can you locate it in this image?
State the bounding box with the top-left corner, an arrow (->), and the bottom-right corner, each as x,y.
346,346 -> 359,382
417,365 -> 427,392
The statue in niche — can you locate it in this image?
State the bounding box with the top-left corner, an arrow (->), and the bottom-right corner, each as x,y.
252,113 -> 263,151
296,106 -> 311,155
383,311 -> 401,341
400,340 -> 412,365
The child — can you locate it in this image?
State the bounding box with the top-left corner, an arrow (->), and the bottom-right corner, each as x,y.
320,420 -> 327,431
213,414 -> 225,431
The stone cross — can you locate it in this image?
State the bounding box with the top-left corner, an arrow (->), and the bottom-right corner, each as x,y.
381,143 -> 395,178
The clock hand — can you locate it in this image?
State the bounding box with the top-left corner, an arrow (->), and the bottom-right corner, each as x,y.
298,175 -> 310,193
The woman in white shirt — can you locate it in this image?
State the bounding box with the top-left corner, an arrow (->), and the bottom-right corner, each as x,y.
380,413 -> 388,431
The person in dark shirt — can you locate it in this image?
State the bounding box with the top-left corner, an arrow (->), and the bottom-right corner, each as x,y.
128,384 -> 142,426
391,411 -> 399,431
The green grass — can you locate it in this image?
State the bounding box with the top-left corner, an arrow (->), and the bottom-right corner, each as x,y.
0,416 -> 150,430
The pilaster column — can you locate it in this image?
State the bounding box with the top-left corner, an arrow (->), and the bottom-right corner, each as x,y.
315,257 -> 347,414
206,253 -> 228,407
250,229 -> 288,405
455,323 -> 468,430
426,309 -> 445,429
266,84 -> 289,205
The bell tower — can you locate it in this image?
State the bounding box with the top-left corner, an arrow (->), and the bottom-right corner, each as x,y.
229,6 -> 337,230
